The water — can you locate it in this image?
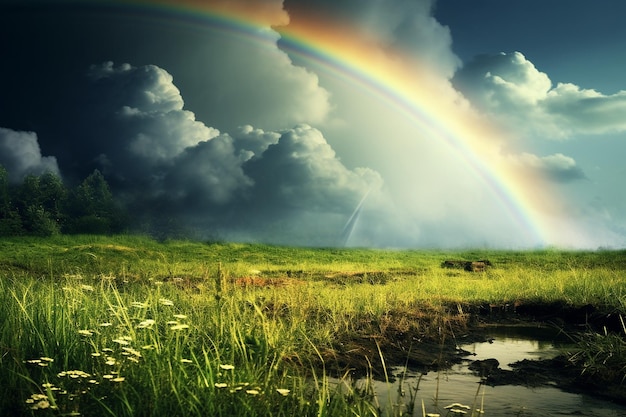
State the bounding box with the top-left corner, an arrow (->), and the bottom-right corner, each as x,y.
339,326 -> 626,416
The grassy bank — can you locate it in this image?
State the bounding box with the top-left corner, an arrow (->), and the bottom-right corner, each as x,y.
1,235 -> 626,416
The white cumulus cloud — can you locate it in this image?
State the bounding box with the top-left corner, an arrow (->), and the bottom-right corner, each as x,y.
454,51 -> 626,139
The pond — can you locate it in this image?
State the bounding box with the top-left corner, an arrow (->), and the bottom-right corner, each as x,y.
339,325 -> 626,416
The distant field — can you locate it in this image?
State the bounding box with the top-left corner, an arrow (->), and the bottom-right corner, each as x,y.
2,235 -> 625,416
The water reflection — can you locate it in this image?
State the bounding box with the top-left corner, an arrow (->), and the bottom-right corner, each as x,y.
339,326 -> 626,416
462,325 -> 567,371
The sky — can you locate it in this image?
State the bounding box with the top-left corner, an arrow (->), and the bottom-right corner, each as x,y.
1,0 -> 625,249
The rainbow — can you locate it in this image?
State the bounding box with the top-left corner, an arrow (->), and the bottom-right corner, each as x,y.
100,0 -> 577,246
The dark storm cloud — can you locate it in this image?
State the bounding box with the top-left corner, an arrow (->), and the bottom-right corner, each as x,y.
0,128 -> 60,183
87,62 -> 187,114
4,60 -> 382,243
215,124 -> 383,245
230,125 -> 281,157
244,124 -> 382,213
163,134 -> 253,207
66,62 -> 219,187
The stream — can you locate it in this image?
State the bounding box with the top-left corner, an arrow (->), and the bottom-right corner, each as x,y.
340,325 -> 626,416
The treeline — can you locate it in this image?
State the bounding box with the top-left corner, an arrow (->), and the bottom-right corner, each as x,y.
0,166 -> 127,237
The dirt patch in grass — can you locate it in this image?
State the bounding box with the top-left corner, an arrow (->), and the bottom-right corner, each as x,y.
313,304 -> 476,379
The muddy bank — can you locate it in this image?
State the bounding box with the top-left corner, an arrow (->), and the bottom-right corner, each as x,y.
482,356 -> 626,405
316,301 -> 626,404
476,300 -> 626,333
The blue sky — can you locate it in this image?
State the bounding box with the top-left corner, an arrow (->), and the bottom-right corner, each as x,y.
458,4 -> 625,92
436,1 -> 626,94
1,0 -> 625,248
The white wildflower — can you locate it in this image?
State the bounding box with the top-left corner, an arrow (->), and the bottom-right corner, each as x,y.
136,319 -> 155,329
112,336 -> 132,345
122,347 -> 142,357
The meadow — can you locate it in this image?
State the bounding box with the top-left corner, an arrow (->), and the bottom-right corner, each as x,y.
1,235 -> 626,416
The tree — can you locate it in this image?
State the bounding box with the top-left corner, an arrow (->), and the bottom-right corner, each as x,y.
13,173 -> 63,236
23,205 -> 60,237
65,170 -> 125,234
0,165 -> 23,235
39,172 -> 67,226
0,167 -> 127,236
0,166 -> 10,217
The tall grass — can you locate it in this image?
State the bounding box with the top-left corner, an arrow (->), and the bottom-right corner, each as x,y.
2,235 -> 626,415
0,271 -> 378,416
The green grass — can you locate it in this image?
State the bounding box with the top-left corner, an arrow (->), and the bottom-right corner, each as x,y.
1,235 -> 626,416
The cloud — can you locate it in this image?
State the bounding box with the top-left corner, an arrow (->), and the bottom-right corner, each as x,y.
244,124 -> 383,213
27,61 -> 383,245
171,19 -> 332,132
231,125 -> 281,157
69,62 -> 220,186
151,124 -> 385,246
0,128 -> 60,183
507,152 -> 587,183
73,62 -> 257,209
193,124 -> 384,245
87,62 -> 185,114
453,51 -> 626,138
284,0 -> 460,77
163,134 -> 253,207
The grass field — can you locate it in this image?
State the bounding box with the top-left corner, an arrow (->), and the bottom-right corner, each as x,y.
2,235 -> 626,416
